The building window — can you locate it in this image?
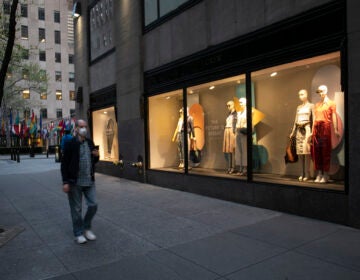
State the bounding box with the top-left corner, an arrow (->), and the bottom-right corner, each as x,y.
69,90 -> 76,101
92,106 -> 119,161
69,72 -> 75,83
21,25 -> 28,39
24,108 -> 30,119
55,71 -> 62,82
55,52 -> 61,63
56,90 -> 62,100
56,109 -> 63,118
68,54 -> 74,64
39,50 -> 46,61
54,30 -> 61,44
147,52 -> 345,191
22,49 -> 29,60
21,4 -> 28,17
22,69 -> 29,80
22,89 -> 30,99
3,1 -> 10,14
144,0 -> 190,26
70,109 -> 76,117
38,7 -> 45,20
39,28 -> 46,42
40,92 -> 47,100
39,70 -> 47,81
54,10 -> 60,23
40,108 -> 47,118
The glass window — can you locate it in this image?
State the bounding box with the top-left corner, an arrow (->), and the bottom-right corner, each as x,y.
21,4 -> 28,17
22,69 -> 29,80
55,52 -> 61,63
40,92 -> 47,100
38,7 -> 45,20
54,11 -> 60,23
24,108 -> 30,119
56,109 -> 62,118
23,89 -> 30,99
251,52 -> 344,190
21,25 -> 28,39
39,28 -> 45,42
40,108 -> 47,118
69,91 -> 76,101
56,90 -> 62,100
55,71 -> 62,82
70,109 -> 76,117
69,72 -> 75,83
92,106 -> 119,162
68,54 -> 74,64
3,1 -> 10,14
54,30 -> 61,44
39,69 -> 47,81
22,49 -> 29,60
39,50 -> 46,61
144,0 -> 191,26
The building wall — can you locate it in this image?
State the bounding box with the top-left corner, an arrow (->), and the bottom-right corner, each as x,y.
144,0 -> 332,71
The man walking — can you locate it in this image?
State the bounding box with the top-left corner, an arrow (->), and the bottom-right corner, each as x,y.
61,119 -> 99,244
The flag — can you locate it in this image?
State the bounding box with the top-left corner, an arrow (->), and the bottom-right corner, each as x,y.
29,110 -> 37,136
39,114 -> 42,136
12,111 -> 21,135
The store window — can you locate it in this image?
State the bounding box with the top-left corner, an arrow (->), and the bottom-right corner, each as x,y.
148,74 -> 247,175
92,106 -> 119,162
40,92 -> 47,100
251,52 -> 344,190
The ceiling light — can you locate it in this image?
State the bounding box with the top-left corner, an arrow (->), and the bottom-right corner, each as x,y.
270,72 -> 277,77
209,86 -> 215,90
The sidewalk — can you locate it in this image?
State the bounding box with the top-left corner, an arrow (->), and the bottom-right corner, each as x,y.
0,157 -> 360,280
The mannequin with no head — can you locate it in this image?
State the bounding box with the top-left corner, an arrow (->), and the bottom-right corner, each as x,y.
223,100 -> 237,173
311,85 -> 339,183
172,107 -> 195,168
290,89 -> 314,181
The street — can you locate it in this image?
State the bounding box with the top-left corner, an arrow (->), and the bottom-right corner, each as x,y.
1,156 -> 360,280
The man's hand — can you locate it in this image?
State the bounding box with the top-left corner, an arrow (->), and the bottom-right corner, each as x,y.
63,184 -> 70,193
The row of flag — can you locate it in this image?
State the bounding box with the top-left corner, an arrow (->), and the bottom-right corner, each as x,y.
0,109 -> 76,139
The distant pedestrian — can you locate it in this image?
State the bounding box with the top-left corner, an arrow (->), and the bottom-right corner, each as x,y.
61,119 -> 99,244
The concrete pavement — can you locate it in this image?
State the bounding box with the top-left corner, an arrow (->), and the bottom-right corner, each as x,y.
1,156 -> 360,279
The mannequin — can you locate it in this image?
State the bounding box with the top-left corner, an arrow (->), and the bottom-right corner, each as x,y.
223,100 -> 237,173
235,98 -> 247,176
311,85 -> 339,183
172,107 -> 195,168
290,89 -> 314,181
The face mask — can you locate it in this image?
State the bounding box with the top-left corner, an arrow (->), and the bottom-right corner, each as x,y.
78,127 -> 87,137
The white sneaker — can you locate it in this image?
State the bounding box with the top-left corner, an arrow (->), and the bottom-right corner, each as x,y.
84,230 -> 96,241
320,174 -> 329,183
76,235 -> 87,244
298,176 -> 303,182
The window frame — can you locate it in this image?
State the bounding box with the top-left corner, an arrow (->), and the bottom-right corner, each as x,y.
38,7 -> 45,20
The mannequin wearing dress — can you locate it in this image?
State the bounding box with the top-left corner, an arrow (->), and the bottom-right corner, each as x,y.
235,98 -> 247,176
311,85 -> 339,183
290,89 -> 314,181
223,101 -> 237,173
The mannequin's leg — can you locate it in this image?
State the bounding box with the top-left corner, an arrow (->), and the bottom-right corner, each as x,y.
303,154 -> 311,181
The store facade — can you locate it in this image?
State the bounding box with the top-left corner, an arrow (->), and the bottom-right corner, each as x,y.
74,0 -> 360,227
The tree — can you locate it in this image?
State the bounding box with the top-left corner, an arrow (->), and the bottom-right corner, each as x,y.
0,0 -> 18,107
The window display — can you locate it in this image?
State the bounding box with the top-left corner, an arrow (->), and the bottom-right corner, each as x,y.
251,51 -> 344,190
92,106 -> 118,162
147,51 -> 345,189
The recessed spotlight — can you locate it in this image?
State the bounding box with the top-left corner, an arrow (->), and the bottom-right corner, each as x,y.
270,72 -> 277,77
165,96 -> 171,99
209,86 -> 215,90
189,90 -> 194,94
237,80 -> 241,84
103,111 -> 107,114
